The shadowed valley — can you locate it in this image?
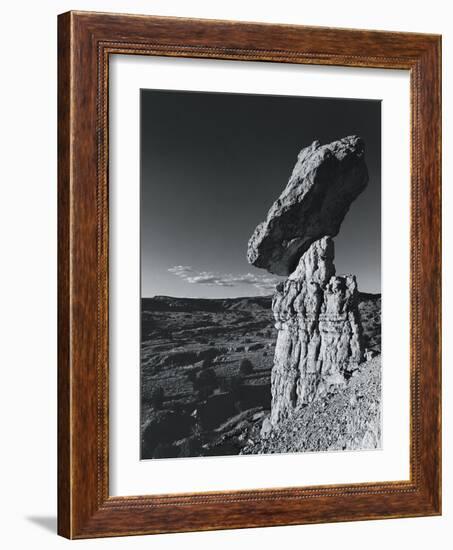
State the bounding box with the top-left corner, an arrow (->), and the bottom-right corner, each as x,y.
141,292 -> 380,459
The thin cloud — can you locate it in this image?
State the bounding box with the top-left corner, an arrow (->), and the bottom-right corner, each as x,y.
168,265 -> 195,276
168,265 -> 283,293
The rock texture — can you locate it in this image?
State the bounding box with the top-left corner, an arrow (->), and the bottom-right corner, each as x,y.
247,136 -> 369,276
270,236 -> 363,424
247,136 -> 369,428
140,291 -> 379,458
242,355 -> 381,455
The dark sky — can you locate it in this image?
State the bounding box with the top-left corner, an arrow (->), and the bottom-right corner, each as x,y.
141,89 -> 381,298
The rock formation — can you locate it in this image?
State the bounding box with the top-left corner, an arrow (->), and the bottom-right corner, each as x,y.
270,236 -> 363,424
247,136 -> 368,426
247,135 -> 368,276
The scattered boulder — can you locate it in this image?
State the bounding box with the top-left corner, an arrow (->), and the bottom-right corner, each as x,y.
260,417 -> 273,438
239,358 -> 254,375
365,348 -> 378,361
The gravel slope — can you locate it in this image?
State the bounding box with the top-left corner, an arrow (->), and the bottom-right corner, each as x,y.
242,355 -> 381,454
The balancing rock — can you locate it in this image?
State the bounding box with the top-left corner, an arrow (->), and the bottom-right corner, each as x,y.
247,136 -> 368,276
248,136 -> 369,426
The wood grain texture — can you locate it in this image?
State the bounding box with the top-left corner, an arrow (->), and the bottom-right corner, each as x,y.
57,10 -> 442,539
57,11 -> 71,538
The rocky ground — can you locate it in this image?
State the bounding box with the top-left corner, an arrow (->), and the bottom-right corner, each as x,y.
242,355 -> 381,455
141,292 -> 381,459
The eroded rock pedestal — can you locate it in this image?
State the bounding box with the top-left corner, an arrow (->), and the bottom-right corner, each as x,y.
270,237 -> 363,424
247,136 -> 369,427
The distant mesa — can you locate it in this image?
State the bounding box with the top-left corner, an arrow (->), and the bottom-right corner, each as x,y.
143,295 -> 272,313
247,135 -> 369,277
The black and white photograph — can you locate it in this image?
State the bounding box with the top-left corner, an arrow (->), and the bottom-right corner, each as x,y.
140,89 -> 381,460
0,0 -> 446,545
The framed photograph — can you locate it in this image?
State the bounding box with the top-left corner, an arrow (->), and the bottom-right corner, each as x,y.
58,11 -> 441,538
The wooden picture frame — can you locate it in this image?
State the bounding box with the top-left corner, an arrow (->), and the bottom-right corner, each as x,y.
58,10 -> 441,539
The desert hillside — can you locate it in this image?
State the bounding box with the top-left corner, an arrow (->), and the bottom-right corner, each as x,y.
140,292 -> 380,459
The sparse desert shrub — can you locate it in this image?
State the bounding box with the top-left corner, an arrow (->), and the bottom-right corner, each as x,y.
198,347 -> 223,362
219,374 -> 243,394
218,377 -> 229,392
201,357 -> 212,370
197,386 -> 212,401
240,358 -> 254,375
150,386 -> 164,409
186,370 -> 197,384
193,367 -> 218,399
197,367 -> 217,386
